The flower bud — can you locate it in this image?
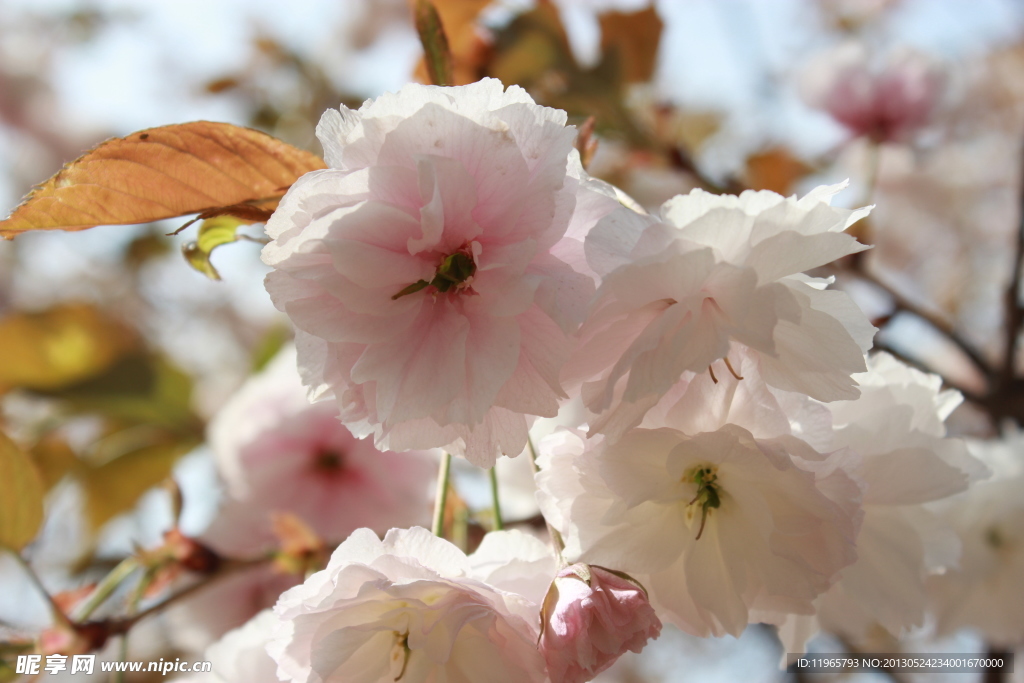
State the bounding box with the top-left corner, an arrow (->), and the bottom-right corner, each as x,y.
539,564 -> 661,683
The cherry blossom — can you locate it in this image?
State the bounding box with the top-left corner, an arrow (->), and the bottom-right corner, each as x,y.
765,353 -> 986,650
802,43 -> 946,143
539,563 -> 662,683
537,351 -> 864,637
207,345 -> 437,554
202,610 -> 279,683
269,527 -> 555,683
566,183 -> 873,439
262,78 -> 615,466
929,431 -> 1024,646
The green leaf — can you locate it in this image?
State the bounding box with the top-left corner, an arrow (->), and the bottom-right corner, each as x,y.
182,215 -> 248,280
0,431 -> 45,551
415,0 -> 453,86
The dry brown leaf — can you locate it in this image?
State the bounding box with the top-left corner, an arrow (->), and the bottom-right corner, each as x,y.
599,6 -> 664,84
412,0 -> 491,85
0,121 -> 326,239
744,147 -> 813,196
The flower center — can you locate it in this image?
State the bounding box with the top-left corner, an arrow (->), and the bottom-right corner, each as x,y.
684,465 -> 721,541
392,249 -> 477,300
313,447 -> 344,473
389,631 -> 411,681
986,525 -> 1006,550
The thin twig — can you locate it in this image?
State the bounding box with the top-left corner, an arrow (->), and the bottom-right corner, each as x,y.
870,339 -> 985,405
72,557 -> 139,622
6,550 -> 73,628
105,556 -> 269,637
852,266 -> 992,377
1002,141 -> 1024,383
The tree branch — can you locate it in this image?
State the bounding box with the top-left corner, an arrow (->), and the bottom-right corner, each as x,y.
849,266 -> 992,378
102,555 -> 271,638
870,339 -> 986,406
1001,141 -> 1024,384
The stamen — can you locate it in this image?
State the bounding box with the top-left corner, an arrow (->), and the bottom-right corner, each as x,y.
390,631 -> 411,681
708,365 -> 718,384
391,249 -> 477,300
724,357 -> 743,381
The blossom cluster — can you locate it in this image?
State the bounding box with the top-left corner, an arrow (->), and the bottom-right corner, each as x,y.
179,79 -> 996,683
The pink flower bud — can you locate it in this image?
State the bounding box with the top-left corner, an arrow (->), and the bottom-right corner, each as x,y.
539,564 -> 662,683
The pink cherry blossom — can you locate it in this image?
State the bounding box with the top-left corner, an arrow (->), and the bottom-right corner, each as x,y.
262,78 -> 615,466
539,563 -> 662,683
803,44 -> 946,143
207,345 -> 437,556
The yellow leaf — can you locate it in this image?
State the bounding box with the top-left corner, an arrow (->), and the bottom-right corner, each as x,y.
675,111 -> 722,154
0,431 -> 45,551
30,435 -> 80,491
599,6 -> 664,84
182,215 -> 249,280
79,438 -> 195,530
0,304 -> 136,394
0,121 -> 326,238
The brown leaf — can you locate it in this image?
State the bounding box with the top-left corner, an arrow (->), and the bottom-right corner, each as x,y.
599,6 -> 664,84
412,0 -> 491,85
0,121 -> 326,239
744,147 -> 813,196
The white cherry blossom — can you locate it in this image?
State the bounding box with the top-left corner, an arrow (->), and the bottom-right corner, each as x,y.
537,352 -> 864,637
269,527 -> 555,683
566,183 -> 874,439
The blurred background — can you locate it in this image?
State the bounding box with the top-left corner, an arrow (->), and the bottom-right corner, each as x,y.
2,0 -> 1024,680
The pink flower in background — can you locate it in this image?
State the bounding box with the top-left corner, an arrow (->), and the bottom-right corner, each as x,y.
207,345 -> 437,555
802,43 -> 946,143
540,563 -> 662,683
166,346 -> 437,652
263,78 -> 611,467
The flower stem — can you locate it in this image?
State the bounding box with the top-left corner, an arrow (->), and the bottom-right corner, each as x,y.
488,466 -> 504,531
431,453 -> 452,538
72,557 -> 139,622
5,548 -> 72,628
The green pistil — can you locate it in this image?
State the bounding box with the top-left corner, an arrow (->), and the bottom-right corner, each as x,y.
685,466 -> 721,541
392,251 -> 476,300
